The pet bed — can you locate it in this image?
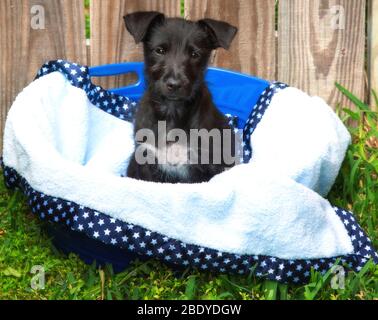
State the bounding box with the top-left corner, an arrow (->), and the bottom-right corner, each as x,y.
2,60 -> 377,284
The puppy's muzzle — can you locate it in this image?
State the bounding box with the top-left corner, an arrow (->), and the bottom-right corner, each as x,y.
166,77 -> 182,93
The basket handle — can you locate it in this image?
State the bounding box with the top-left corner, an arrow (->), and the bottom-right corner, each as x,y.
89,62 -> 145,91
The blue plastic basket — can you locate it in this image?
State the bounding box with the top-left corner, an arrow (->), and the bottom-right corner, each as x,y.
46,62 -> 270,272
90,62 -> 269,128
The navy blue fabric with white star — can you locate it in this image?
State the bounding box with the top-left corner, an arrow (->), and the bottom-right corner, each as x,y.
36,60 -> 239,130
36,60 -> 139,121
3,60 -> 377,284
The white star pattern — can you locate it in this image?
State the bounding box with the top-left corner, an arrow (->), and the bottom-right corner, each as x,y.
133,232 -> 139,239
4,64 -> 377,286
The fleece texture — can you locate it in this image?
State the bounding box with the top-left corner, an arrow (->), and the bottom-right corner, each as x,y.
2,60 -> 377,284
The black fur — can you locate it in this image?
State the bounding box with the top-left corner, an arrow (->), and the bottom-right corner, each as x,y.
124,11 -> 238,183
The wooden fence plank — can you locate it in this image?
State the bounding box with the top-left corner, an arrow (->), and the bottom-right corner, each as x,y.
278,0 -> 366,108
0,0 -> 87,150
185,0 -> 276,81
90,0 -> 181,89
369,0 -> 378,104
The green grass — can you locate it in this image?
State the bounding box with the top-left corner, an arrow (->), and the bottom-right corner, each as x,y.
0,85 -> 377,300
84,0 -> 90,39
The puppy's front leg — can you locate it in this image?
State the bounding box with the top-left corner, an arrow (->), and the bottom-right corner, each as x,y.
126,153 -> 140,180
127,153 -> 158,182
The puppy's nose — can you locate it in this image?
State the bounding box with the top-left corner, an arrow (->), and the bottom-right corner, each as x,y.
166,78 -> 182,92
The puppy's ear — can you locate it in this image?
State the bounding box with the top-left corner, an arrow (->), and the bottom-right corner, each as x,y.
198,19 -> 238,50
124,11 -> 165,44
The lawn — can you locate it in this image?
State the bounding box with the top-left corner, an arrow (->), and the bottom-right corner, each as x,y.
0,85 -> 377,300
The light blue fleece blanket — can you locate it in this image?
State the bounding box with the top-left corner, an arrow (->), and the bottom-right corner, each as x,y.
2,60 -> 377,284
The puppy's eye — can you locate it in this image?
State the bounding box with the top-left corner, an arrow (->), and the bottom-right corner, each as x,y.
154,47 -> 166,55
190,51 -> 201,59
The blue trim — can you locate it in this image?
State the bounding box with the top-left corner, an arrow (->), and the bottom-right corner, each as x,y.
2,164 -> 377,284
36,60 -> 138,122
5,60 -> 376,282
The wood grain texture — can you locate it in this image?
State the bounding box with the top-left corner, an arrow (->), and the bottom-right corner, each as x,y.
185,0 -> 276,80
0,0 -> 87,150
90,0 -> 181,89
278,0 -> 366,108
368,0 -> 378,104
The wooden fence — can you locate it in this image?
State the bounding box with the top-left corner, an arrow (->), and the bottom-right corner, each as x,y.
0,0 -> 377,150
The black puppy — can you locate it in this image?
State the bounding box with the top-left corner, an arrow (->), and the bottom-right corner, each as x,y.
124,11 -> 238,183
